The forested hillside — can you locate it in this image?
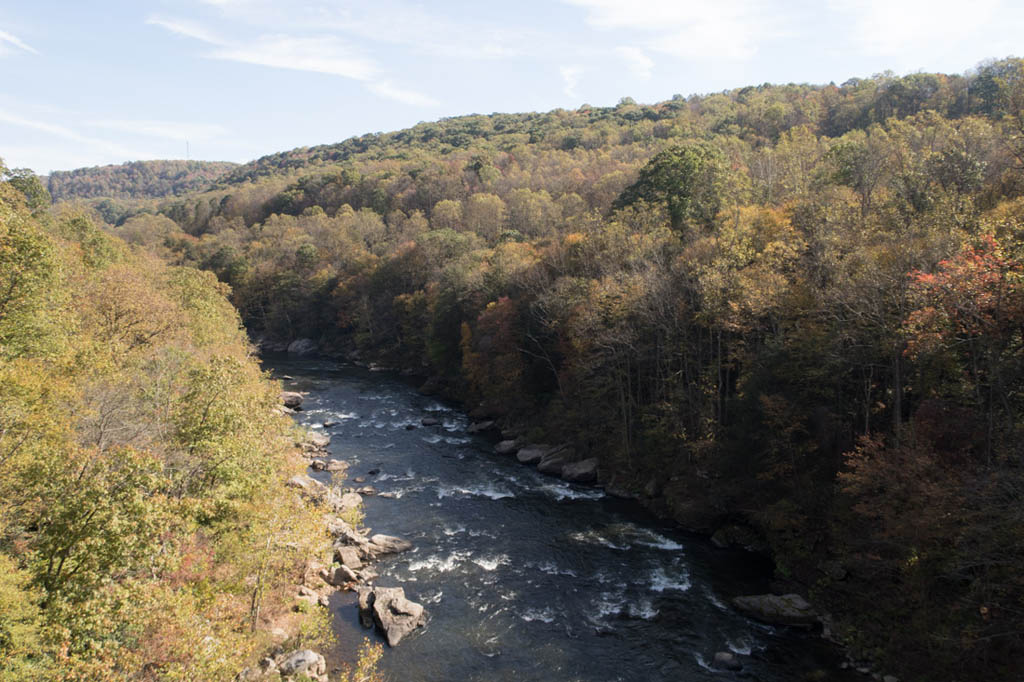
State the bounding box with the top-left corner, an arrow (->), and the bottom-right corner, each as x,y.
47,160 -> 237,202
0,160 -> 347,680
64,58 -> 1024,681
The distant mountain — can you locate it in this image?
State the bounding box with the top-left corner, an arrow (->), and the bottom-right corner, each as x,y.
47,159 -> 237,201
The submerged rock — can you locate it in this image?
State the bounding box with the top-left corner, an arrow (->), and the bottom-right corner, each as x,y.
713,651 -> 743,671
732,593 -> 819,627
421,416 -> 441,426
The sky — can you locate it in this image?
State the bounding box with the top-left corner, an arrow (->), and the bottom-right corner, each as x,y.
1,0 -> 1021,174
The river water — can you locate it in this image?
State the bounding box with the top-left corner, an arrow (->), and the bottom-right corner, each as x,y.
271,358 -> 856,682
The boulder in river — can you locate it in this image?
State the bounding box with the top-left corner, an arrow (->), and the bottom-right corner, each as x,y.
537,446 -> 574,476
281,391 -> 304,409
287,338 -> 318,357
713,651 -> 743,671
277,649 -> 327,681
306,431 -> 330,449
337,492 -> 363,512
368,533 -> 413,556
516,445 -> 550,465
358,586 -> 427,647
421,416 -> 441,426
467,420 -> 496,434
335,545 -> 363,570
494,439 -> 519,455
732,593 -> 819,627
561,457 -> 598,483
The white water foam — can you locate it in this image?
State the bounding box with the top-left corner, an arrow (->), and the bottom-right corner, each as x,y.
628,598 -> 659,620
520,607 -> 556,623
534,561 -> 578,577
648,566 -> 692,592
540,483 -> 605,501
569,529 -> 629,550
726,638 -> 753,655
407,551 -> 469,573
472,554 -> 509,571
436,484 -> 514,500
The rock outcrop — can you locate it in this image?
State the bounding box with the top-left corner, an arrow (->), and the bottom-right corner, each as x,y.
561,457 -> 598,483
357,586 -> 427,646
286,338 -> 318,356
732,593 -> 819,627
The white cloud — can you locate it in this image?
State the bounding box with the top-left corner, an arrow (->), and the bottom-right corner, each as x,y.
0,28 -> 38,56
563,0 -> 781,61
827,0 -> 1002,58
146,17 -> 228,46
86,119 -> 229,142
211,35 -> 378,81
560,65 -> 583,99
0,109 -> 150,161
147,14 -> 436,107
367,81 -> 439,107
615,46 -> 654,80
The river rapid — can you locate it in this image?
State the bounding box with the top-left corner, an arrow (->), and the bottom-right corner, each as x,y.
270,358 -> 857,682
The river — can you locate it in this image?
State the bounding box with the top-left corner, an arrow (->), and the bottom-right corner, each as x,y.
270,358 -> 857,682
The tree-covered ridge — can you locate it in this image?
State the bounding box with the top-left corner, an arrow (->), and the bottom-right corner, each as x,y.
101,58 -> 1024,682
0,161 -> 342,680
214,60 -> 1013,187
47,159 -> 237,202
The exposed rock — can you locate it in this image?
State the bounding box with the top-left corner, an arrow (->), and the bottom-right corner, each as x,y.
325,459 -> 348,472
378,491 -> 398,499
335,546 -> 364,570
710,524 -> 768,553
367,468 -> 380,476
332,564 -> 359,585
306,431 -> 331,449
322,420 -> 339,428
537,446 -> 573,476
467,420 -> 496,434
358,586 -> 427,647
421,416 -> 441,426
516,445 -> 550,465
338,492 -> 363,512
356,486 -> 376,496
277,649 -> 327,681
643,477 -> 663,498
418,377 -> 442,396
281,391 -> 304,409
295,585 -> 329,609
353,476 -> 366,483
494,439 -> 519,455
310,459 -> 328,471
287,338 -> 318,357
356,587 -> 375,628
713,651 -> 742,671
561,457 -> 598,483
368,534 -> 413,556
732,593 -> 819,627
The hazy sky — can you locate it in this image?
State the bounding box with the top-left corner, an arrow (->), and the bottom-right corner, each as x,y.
1,0 -> 1020,173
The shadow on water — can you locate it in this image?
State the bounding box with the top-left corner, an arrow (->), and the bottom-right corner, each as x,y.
267,358 -> 859,682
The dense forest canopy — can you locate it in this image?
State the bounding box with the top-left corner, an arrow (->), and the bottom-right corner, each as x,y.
10,56 -> 1024,681
47,159 -> 237,202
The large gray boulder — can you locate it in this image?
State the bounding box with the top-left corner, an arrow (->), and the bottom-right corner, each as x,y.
732,593 -> 819,626
494,439 -> 519,455
561,457 -> 598,483
516,445 -> 550,465
277,649 -> 327,681
335,545 -> 363,570
537,446 -> 573,476
713,651 -> 742,671
368,534 -> 413,556
280,391 -> 304,409
357,586 -> 427,646
337,492 -> 363,512
287,338 -> 318,356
